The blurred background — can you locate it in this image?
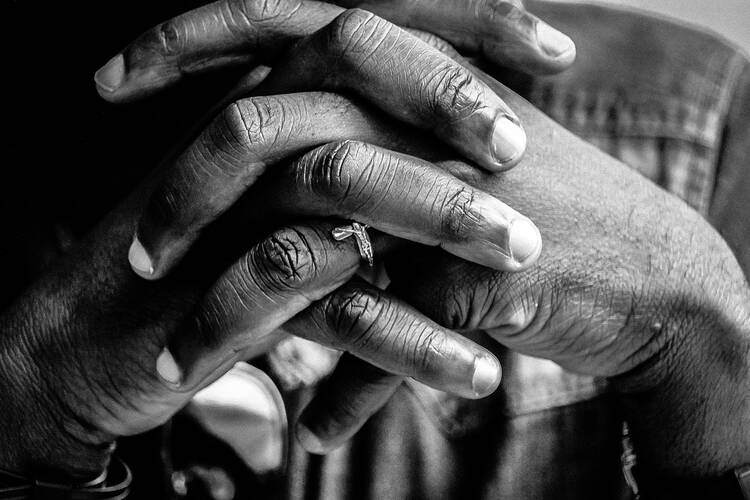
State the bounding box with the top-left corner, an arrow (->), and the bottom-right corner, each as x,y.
551,0 -> 750,53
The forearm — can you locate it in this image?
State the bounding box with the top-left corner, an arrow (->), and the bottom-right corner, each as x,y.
0,194 -> 190,479
0,313 -> 115,481
0,206 -> 134,479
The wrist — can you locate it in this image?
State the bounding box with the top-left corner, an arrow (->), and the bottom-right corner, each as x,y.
613,291 -> 750,476
0,394 -> 114,483
0,318 -> 115,482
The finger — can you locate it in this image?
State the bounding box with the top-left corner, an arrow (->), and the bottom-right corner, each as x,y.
403,28 -> 464,60
130,89 -> 538,280
254,9 -> 527,172
283,278 -> 502,400
386,247 -> 548,353
261,141 -> 542,272
94,0 -> 344,102
128,92 -> 401,279
342,0 -> 576,73
156,222 -> 361,390
295,354 -> 403,454
94,0 -> 574,102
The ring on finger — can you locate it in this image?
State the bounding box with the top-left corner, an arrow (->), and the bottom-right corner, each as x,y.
332,222 -> 374,267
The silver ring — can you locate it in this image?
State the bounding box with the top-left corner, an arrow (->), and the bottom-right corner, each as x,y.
332,222 -> 374,267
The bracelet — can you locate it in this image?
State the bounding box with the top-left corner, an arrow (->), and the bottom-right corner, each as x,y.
621,422 -> 750,500
0,457 -> 131,499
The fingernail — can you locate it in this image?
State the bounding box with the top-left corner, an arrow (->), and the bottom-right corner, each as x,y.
156,348 -> 183,387
295,421 -> 328,455
536,22 -> 575,59
472,353 -> 501,397
128,236 -> 155,277
491,115 -> 527,166
94,54 -> 125,93
508,218 -> 541,263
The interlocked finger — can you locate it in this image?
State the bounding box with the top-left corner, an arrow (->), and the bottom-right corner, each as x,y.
255,9 -> 527,172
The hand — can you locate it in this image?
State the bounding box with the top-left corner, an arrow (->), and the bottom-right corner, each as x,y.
0,73 -> 550,481
118,12 -> 549,398
297,69 -> 750,480
0,140 -> 513,480
0,5 -> 565,479
133,80 -> 544,439
114,14 -> 553,454
118,8 -> 558,285
92,0 -> 575,196
93,0 -> 575,103
88,0 -> 570,462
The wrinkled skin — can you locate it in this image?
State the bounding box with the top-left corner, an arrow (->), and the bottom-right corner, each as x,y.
1,0 -> 748,488
1,64 -> 748,486
0,0 -> 570,480
299,72 -> 750,477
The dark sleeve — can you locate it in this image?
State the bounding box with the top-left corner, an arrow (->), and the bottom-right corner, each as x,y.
710,55 -> 750,279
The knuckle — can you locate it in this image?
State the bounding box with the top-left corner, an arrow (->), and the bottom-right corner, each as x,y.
323,395 -> 361,428
482,270 -> 546,335
144,178 -> 188,233
155,19 -> 185,57
426,64 -> 483,120
235,0 -> 302,23
254,228 -> 319,292
440,187 -> 481,241
440,267 -> 495,330
217,101 -> 258,158
324,287 -> 388,347
192,296 -> 232,350
301,140 -> 375,203
410,327 -> 447,373
224,97 -> 295,153
327,9 -> 392,58
446,288 -> 472,330
185,103 -> 249,180
483,0 -> 527,23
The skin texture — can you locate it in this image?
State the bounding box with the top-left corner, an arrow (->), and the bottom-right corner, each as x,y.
132,20 -> 540,280
94,0 -> 574,102
298,72 -> 750,479
339,0 -> 575,73
3,72 -> 742,483
2,0 -> 748,493
123,6 -> 565,282
0,1 -> 572,481
0,120 -> 524,479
